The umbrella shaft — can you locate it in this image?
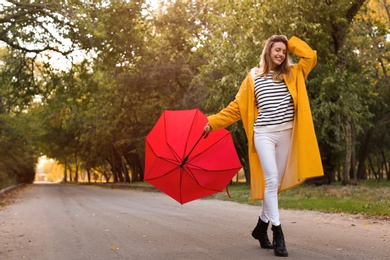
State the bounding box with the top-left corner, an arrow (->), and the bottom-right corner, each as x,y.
180,132 -> 205,168
180,157 -> 188,168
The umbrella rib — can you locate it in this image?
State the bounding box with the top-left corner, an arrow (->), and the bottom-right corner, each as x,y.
167,143 -> 183,164
180,132 -> 205,168
182,166 -> 221,192
148,152 -> 181,166
185,162 -> 241,172
146,138 -> 181,166
162,111 -> 183,163
185,132 -> 230,165
144,166 -> 179,181
181,109 -> 206,167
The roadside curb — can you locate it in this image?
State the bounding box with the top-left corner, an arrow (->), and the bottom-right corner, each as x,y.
0,183 -> 158,198
92,183 -> 158,192
0,184 -> 26,198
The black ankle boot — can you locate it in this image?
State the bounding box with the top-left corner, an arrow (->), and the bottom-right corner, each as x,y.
251,218 -> 273,249
271,225 -> 288,257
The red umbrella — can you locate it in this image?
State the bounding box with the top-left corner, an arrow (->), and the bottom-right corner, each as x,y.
144,109 -> 242,204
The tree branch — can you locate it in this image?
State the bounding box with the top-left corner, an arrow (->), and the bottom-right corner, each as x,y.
3,39 -> 73,55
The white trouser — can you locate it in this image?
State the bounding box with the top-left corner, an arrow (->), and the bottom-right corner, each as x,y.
254,129 -> 292,226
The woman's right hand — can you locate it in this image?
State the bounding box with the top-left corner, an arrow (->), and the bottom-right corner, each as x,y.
203,123 -> 212,138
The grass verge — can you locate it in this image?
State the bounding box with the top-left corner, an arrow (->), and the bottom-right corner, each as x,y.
209,180 -> 390,218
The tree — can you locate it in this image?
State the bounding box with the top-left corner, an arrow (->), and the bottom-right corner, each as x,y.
350,0 -> 390,181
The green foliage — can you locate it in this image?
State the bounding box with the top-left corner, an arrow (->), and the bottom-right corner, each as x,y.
0,110 -> 42,184
0,49 -> 41,111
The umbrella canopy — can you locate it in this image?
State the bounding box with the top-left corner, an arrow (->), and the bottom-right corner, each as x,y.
144,109 -> 242,204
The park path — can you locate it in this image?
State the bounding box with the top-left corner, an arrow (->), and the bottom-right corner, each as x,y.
0,184 -> 388,260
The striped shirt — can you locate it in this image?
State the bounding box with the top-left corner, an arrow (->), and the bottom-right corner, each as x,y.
254,72 -> 294,132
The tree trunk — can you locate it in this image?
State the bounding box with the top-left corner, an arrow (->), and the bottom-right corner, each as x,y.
381,150 -> 389,179
368,156 -> 378,179
116,163 -> 124,183
86,167 -> 91,183
69,167 -> 73,182
62,159 -> 68,182
121,156 -> 130,183
112,148 -> 124,182
74,152 -> 79,183
125,153 -> 142,182
319,143 -> 335,184
357,129 -> 373,179
342,119 -> 351,185
350,120 -> 358,184
109,148 -> 118,183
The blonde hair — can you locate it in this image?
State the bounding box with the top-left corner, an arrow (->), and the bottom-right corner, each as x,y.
254,35 -> 294,81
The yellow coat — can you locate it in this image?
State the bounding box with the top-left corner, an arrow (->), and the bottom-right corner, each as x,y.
207,36 -> 324,201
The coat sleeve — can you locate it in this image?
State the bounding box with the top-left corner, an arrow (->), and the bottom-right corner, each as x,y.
207,99 -> 241,131
288,36 -> 317,79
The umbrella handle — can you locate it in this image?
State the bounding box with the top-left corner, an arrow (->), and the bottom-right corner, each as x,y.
180,132 -> 206,168
225,185 -> 232,198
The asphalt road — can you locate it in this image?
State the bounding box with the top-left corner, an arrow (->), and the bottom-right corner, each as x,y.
0,184 -> 388,260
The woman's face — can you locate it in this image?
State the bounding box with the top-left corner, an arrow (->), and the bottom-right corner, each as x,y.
269,41 -> 287,69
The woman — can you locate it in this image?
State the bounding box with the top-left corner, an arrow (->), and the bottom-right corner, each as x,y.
203,35 -> 324,257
